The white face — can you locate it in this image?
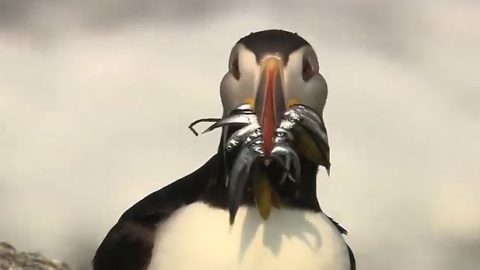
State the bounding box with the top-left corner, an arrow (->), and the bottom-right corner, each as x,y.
220,43 -> 328,117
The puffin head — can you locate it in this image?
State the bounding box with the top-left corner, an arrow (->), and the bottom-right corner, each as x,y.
220,30 -> 328,156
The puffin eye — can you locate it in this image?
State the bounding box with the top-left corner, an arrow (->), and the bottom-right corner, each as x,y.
231,55 -> 240,80
302,56 -> 315,81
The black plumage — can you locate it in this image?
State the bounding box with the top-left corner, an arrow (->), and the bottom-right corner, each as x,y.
93,152 -> 355,270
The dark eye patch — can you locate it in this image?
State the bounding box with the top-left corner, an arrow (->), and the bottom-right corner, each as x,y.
231,55 -> 240,80
302,57 -> 315,81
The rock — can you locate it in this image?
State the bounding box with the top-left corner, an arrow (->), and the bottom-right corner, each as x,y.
0,242 -> 71,270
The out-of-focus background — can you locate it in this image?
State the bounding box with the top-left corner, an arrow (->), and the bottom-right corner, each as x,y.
0,0 -> 479,269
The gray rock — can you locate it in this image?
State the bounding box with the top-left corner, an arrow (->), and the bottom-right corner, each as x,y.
0,243 -> 71,270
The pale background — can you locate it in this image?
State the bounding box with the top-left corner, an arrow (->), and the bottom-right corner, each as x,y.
0,0 -> 479,269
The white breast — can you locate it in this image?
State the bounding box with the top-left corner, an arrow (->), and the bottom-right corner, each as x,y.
147,202 -> 350,270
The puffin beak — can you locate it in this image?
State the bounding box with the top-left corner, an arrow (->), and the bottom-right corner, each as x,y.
238,57 -> 286,221
254,57 -> 287,159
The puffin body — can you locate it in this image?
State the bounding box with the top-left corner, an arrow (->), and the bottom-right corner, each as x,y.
93,30 -> 355,270
147,203 -> 349,270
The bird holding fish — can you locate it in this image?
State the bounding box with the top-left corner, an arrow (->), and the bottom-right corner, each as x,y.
93,29 -> 355,270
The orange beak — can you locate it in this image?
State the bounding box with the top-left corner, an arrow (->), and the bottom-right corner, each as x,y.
254,57 -> 286,158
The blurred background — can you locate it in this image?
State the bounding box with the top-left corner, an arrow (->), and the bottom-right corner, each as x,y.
0,0 -> 479,269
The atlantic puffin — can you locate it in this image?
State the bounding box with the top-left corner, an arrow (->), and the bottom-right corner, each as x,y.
93,29 -> 355,270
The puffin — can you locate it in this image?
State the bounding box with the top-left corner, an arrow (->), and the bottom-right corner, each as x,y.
93,29 -> 355,270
